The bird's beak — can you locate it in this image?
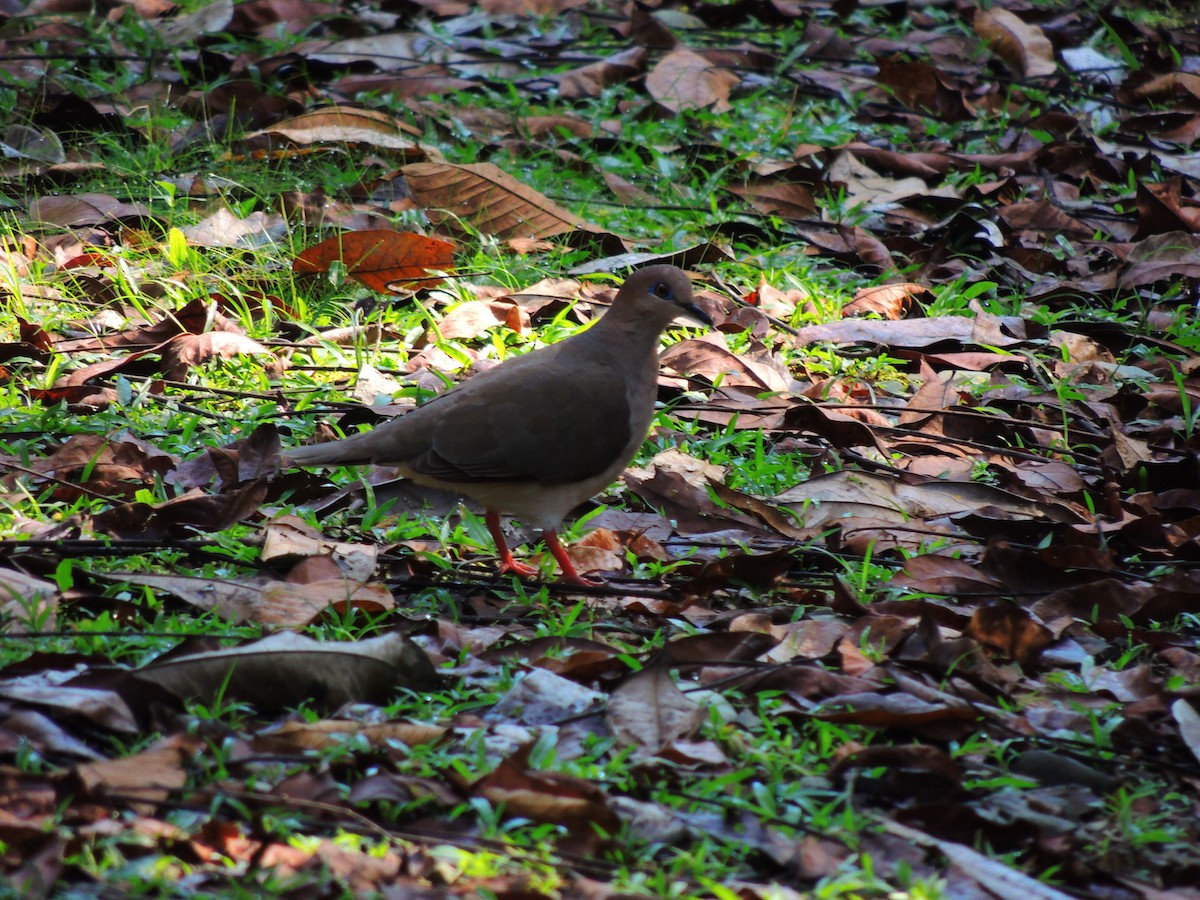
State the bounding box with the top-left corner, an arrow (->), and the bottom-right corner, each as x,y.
679,302 -> 713,327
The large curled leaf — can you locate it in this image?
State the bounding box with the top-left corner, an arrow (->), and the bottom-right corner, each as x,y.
974,8 -> 1056,78
134,632 -> 438,710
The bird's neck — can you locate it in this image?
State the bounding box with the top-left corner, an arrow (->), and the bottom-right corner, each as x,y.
582,311 -> 669,364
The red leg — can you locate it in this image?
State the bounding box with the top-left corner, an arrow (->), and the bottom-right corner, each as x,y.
485,509 -> 539,578
544,530 -> 603,587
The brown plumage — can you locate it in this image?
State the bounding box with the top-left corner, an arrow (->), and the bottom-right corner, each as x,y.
282,265 -> 709,584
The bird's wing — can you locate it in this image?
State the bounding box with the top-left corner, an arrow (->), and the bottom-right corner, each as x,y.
410,361 -> 635,485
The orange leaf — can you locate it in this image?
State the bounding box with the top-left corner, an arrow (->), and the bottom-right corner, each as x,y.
293,230 -> 455,293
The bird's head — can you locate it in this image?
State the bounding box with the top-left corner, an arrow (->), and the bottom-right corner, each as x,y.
617,265 -> 712,328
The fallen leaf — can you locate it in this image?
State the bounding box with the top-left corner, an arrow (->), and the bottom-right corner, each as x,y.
607,655 -> 705,758
402,161 -> 585,239
646,47 -> 739,112
974,7 -> 1057,78
294,229 -> 455,293
134,631 -> 438,710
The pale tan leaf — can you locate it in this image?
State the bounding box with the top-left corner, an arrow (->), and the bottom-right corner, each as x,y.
646,48 -> 739,113
181,208 -> 280,248
74,735 -> 201,812
0,674 -> 137,732
244,106 -> 422,152
774,469 -> 1085,529
94,572 -> 264,623
97,569 -> 392,627
479,0 -> 587,14
255,580 -> 395,625
436,299 -> 510,340
882,820 -> 1075,900
261,514 -> 379,581
309,32 -> 441,71
266,719 -> 448,751
1134,72 -> 1200,103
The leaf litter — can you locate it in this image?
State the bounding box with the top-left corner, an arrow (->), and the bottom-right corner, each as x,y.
0,0 -> 1199,896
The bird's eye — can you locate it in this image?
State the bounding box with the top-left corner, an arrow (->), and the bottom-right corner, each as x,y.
652,281 -> 672,299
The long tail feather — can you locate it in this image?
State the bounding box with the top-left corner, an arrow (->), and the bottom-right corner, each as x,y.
281,431 -> 379,467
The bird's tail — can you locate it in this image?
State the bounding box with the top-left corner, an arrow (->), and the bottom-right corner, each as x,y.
281,431 -> 377,467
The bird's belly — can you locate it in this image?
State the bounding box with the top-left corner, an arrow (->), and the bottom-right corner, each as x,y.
398,468 -> 621,532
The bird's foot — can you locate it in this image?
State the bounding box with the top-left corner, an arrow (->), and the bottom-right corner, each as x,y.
496,557 -> 541,579
544,531 -> 603,588
555,572 -> 605,588
486,514 -> 603,587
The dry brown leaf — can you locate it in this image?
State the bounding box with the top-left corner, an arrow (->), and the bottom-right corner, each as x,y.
965,605 -> 1054,668
27,193 -> 151,227
19,432 -> 177,500
729,176 -> 817,219
974,7 -> 1057,78
243,106 -> 423,153
262,514 -> 379,581
607,656 -> 705,758
161,332 -> 279,381
554,46 -> 646,99
266,719 -> 448,751
793,314 -> 1028,349
2,124 -> 64,164
74,734 -> 201,812
402,161 -> 584,239
134,631 -> 437,709
476,751 -> 618,833
842,283 -> 931,319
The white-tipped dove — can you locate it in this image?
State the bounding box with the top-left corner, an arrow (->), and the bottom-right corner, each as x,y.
282,265 -> 710,585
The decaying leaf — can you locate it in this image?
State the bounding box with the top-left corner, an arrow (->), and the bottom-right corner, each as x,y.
135,631 -> 437,710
